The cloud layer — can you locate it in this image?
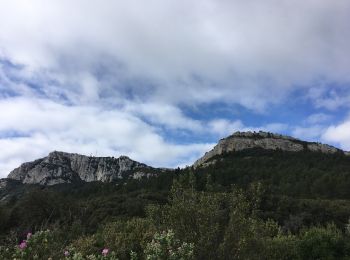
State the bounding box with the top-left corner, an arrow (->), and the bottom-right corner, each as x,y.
0,1 -> 349,176
1,0 -> 350,108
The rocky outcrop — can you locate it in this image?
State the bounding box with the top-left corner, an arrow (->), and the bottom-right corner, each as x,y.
194,131 -> 344,167
306,143 -> 340,154
7,151 -> 152,185
0,179 -> 8,189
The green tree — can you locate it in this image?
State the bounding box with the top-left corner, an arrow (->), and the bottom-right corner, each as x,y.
100,218 -> 155,259
147,181 -> 228,259
298,224 -> 347,260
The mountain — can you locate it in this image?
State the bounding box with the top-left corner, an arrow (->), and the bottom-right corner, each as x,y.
2,131 -> 350,259
194,131 -> 346,167
2,131 -> 349,187
6,151 -> 155,185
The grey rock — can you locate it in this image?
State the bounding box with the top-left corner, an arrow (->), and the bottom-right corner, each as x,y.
194,131 -> 344,168
0,179 -> 8,189
7,151 -> 151,185
131,171 -> 155,180
307,143 -> 339,154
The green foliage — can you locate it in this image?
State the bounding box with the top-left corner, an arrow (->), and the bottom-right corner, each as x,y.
2,148 -> 350,259
0,206 -> 10,233
192,149 -> 350,228
147,181 -> 228,259
215,186 -> 279,259
195,149 -> 350,199
69,235 -> 102,256
65,218 -> 156,259
298,224 -> 348,260
263,234 -> 299,260
219,214 -> 280,259
144,230 -> 194,260
7,190 -> 78,233
1,230 -> 63,259
65,250 -> 119,260
99,218 -> 155,259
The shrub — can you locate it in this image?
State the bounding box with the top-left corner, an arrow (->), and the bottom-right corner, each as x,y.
144,230 -> 194,260
298,224 -> 347,260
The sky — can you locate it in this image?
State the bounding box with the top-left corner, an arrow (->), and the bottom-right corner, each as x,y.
0,0 -> 350,177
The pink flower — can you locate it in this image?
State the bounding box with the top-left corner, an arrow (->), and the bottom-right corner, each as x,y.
26,232 -> 32,240
19,240 -> 27,250
64,250 -> 70,257
102,248 -> 109,256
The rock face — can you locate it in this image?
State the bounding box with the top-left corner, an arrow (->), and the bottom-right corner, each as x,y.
7,151 -> 152,185
194,131 -> 344,167
0,179 -> 8,189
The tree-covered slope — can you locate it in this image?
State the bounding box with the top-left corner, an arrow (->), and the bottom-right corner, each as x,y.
193,148 -> 350,199
2,132 -> 350,259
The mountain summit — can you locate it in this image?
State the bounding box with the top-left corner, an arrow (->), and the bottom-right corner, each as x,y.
194,131 -> 346,167
7,151 -> 152,185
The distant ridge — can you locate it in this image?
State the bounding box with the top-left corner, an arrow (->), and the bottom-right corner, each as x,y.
2,131 -> 349,186
7,151 -> 153,185
194,131 -> 347,167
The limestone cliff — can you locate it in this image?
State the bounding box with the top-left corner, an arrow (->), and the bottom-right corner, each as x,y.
194,131 -> 344,167
7,151 -> 152,185
3,131 -> 348,185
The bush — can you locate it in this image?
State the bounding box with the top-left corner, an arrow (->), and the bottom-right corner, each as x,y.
144,230 -> 194,260
99,218 -> 155,259
298,224 -> 347,260
7,230 -> 63,259
263,234 -> 299,260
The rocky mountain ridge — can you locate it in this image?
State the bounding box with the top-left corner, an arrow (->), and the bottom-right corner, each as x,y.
193,131 -> 346,167
1,131 -> 348,186
6,151 -> 154,185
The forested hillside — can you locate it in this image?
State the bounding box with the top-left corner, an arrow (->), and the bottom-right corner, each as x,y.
1,148 -> 350,259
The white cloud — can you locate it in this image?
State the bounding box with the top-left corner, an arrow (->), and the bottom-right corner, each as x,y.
292,125 -> 326,141
322,120 -> 350,151
207,120 -> 289,139
308,87 -> 350,110
306,113 -> 332,124
254,123 -> 289,134
124,102 -> 203,132
0,0 -> 349,110
207,119 -> 244,136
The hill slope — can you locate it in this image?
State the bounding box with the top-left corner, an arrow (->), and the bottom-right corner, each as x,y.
1,131 -> 350,259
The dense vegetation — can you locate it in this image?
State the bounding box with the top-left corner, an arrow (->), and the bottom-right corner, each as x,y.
1,148 -> 350,259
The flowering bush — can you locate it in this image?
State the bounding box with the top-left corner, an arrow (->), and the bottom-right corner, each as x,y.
144,230 -> 194,260
102,248 -> 109,256
60,244 -> 119,259
64,251 -> 119,260
11,230 -> 58,259
0,230 -> 119,260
